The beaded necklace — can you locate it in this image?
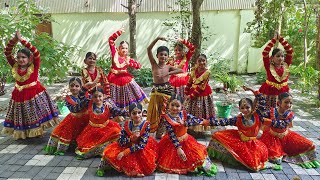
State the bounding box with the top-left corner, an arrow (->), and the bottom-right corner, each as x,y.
93,103 -> 104,114
242,115 -> 254,126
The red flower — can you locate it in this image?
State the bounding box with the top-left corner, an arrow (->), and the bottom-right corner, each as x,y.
298,29 -> 303,32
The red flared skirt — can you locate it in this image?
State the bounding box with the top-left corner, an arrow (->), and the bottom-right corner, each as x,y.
260,129 -> 315,160
11,83 -> 46,102
107,72 -> 133,86
76,121 -> 121,155
259,83 -> 289,96
211,130 -> 268,171
169,75 -> 190,87
158,134 -> 207,174
102,137 -> 158,176
51,112 -> 89,144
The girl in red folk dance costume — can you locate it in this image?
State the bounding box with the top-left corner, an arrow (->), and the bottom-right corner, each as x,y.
184,54 -> 215,134
107,29 -> 148,108
260,92 -> 320,169
75,87 -> 127,159
206,86 -> 281,171
44,77 -> 93,155
259,30 -> 293,108
82,52 -> 121,120
167,39 -> 195,98
97,103 -> 158,177
2,31 -> 60,140
157,94 -> 217,176
81,52 -> 111,97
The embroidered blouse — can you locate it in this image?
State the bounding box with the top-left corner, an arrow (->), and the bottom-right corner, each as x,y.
5,37 -> 40,85
118,120 -> 151,153
262,37 -> 293,83
162,110 -> 203,148
108,30 -> 141,71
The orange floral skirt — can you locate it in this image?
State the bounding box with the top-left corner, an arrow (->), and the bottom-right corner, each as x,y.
102,137 -> 158,176
158,134 -> 207,174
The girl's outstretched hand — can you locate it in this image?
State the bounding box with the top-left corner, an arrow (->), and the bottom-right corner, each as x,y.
104,101 -> 112,108
257,129 -> 263,138
201,119 -> 210,126
130,135 -> 139,142
177,147 -> 187,161
119,27 -> 125,33
15,30 -> 23,41
242,85 -> 253,92
176,38 -> 183,42
273,29 -> 280,40
117,152 -> 125,160
84,81 -> 96,89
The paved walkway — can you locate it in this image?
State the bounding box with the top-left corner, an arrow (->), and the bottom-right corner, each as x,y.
0,75 -> 319,180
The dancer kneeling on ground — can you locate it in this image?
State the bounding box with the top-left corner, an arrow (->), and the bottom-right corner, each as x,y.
97,103 -> 158,177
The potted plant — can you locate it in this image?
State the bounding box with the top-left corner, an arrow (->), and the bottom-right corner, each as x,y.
216,92 -> 235,118
225,74 -> 244,93
209,55 -> 243,93
51,85 -> 70,116
214,73 -> 244,93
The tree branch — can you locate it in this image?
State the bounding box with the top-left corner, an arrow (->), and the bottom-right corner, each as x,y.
137,0 -> 143,8
121,3 -> 128,9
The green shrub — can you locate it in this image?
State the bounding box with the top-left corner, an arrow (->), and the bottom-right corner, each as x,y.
256,69 -> 267,84
131,68 -> 153,87
290,65 -> 318,93
0,0 -> 77,85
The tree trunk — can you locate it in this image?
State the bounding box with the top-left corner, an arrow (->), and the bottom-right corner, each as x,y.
303,0 -> 308,68
128,0 -> 137,59
275,1 -> 284,48
190,0 -> 204,67
317,7 -> 320,107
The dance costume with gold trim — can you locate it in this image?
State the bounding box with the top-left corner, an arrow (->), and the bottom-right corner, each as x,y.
2,37 -> 60,140
207,93 -> 269,171
260,108 -> 317,165
75,101 -> 126,158
259,37 -> 293,107
44,88 -> 90,154
100,119 -> 158,176
168,39 -> 195,98
158,110 -> 216,175
185,68 -> 215,132
82,66 -> 110,96
147,83 -> 173,133
107,30 -> 148,108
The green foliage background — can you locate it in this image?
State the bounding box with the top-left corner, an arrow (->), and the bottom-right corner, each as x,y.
0,0 -> 78,84
245,0 -> 318,67
245,0 -> 319,94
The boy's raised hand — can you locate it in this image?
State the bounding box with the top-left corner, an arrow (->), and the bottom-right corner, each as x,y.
158,37 -> 167,41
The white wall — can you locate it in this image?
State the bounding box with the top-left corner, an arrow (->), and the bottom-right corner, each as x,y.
52,10 -> 260,73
